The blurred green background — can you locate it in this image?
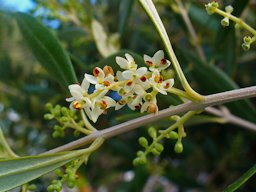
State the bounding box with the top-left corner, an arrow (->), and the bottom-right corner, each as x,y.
0,0 -> 255,191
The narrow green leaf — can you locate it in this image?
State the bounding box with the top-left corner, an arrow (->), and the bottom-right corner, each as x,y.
224,164 -> 256,192
118,0 -> 135,36
0,150 -> 85,192
15,12 -> 77,87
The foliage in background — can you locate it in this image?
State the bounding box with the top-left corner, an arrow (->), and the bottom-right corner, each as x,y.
0,0 -> 255,191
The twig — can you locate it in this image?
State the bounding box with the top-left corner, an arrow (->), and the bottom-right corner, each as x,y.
205,107 -> 256,132
42,86 -> 256,154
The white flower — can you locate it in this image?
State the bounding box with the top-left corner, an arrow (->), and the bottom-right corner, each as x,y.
66,78 -> 91,110
85,67 -> 114,90
144,50 -> 171,72
116,53 -> 137,70
149,71 -> 174,95
85,95 -> 116,123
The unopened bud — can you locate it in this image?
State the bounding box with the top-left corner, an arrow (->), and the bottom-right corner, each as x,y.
147,103 -> 158,113
225,5 -> 233,13
174,142 -> 183,153
103,65 -> 114,76
221,17 -> 229,27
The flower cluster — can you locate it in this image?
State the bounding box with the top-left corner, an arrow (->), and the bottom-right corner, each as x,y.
66,50 -> 174,123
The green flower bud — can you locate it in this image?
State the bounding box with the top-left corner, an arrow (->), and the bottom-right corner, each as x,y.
155,143 -> 164,152
225,5 -> 233,13
137,150 -> 144,157
169,131 -> 179,139
205,2 -> 219,15
52,131 -> 60,138
139,137 -> 148,148
55,168 -> 63,177
61,107 -> 69,115
44,114 -> 54,120
60,117 -> 69,123
243,36 -> 252,44
133,155 -> 147,165
221,17 -> 229,27
67,180 -> 76,188
174,142 -> 183,153
47,185 -> 54,192
151,148 -> 160,156
148,127 -> 157,138
242,43 -> 250,51
28,184 -> 37,190
45,103 -> 53,110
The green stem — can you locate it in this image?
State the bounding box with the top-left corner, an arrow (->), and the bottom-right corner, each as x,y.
144,110 -> 199,156
224,164 -> 256,192
70,119 -> 92,135
214,8 -> 256,36
167,87 -> 195,100
80,110 -> 97,132
139,0 -> 204,101
0,128 -> 18,158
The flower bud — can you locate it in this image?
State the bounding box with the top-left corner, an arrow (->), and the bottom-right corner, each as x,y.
205,2 -> 219,15
151,148 -> 160,156
174,142 -> 183,153
169,131 -> 179,139
225,5 -> 233,13
103,65 -> 114,76
243,36 -> 252,44
242,43 -> 250,51
155,143 -> 164,152
147,103 -> 157,113
221,17 -> 229,27
148,127 -> 157,138
139,137 -> 148,148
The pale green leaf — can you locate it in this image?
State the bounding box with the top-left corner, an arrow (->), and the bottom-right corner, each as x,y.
0,150 -> 85,192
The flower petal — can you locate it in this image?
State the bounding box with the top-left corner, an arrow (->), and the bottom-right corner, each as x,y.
125,53 -> 134,63
84,74 -> 98,84
116,56 -> 128,69
136,67 -> 147,76
153,50 -> 164,65
122,70 -> 134,79
81,77 -> 90,91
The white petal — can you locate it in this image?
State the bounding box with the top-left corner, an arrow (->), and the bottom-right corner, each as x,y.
125,53 -> 134,63
155,86 -> 167,95
116,71 -> 125,81
84,107 -> 92,120
143,54 -> 152,63
105,75 -> 114,83
116,56 -> 128,69
133,85 -> 145,95
122,70 -> 134,79
140,102 -> 149,113
136,67 -> 147,76
115,102 -> 125,110
95,84 -> 105,90
69,85 -> 83,101
66,97 -> 74,102
85,74 -> 98,84
81,77 -> 90,91
153,50 -> 164,64
104,96 -> 116,107
96,67 -> 105,79
91,107 -> 103,123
